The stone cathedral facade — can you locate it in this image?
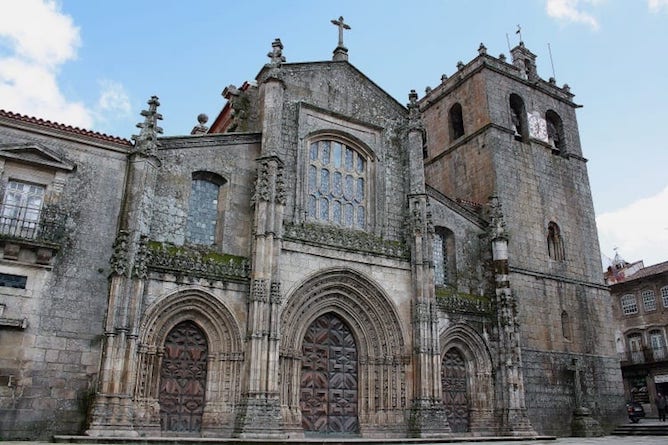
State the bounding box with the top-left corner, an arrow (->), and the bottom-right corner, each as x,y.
0,27 -> 623,439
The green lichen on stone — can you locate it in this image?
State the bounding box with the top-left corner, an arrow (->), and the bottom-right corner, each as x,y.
147,240 -> 249,280
435,286 -> 491,314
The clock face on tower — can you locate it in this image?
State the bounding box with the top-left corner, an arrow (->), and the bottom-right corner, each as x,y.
528,111 -> 549,143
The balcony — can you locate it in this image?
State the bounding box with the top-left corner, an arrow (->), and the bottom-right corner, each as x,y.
619,346 -> 668,365
0,204 -> 67,265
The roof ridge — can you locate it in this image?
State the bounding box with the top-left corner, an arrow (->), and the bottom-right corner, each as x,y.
0,109 -> 132,146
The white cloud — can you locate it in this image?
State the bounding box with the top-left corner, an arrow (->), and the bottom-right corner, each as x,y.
648,0 -> 668,13
0,0 -> 131,132
597,186 -> 668,267
96,80 -> 132,116
546,0 -> 602,30
0,0 -> 93,127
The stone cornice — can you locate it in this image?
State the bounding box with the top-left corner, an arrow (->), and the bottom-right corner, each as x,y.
283,222 -> 409,259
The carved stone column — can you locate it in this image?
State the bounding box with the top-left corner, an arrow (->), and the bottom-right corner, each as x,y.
235,43 -> 287,438
87,98 -> 162,436
405,91 -> 451,437
488,196 -> 536,436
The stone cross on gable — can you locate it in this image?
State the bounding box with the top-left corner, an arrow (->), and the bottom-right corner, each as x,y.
567,358 -> 584,409
267,38 -> 285,66
331,16 -> 351,48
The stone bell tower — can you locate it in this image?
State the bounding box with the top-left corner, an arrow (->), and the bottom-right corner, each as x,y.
419,41 -> 621,435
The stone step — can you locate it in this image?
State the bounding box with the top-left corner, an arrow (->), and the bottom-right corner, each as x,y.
611,421 -> 668,436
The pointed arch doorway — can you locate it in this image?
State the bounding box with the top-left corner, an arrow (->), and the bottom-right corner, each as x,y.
159,320 -> 208,433
300,312 -> 359,435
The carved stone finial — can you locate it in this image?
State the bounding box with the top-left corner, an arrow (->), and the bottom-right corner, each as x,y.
190,113 -> 209,135
478,43 -> 487,55
456,61 -> 464,70
499,53 -> 507,62
131,96 -> 163,156
267,38 -> 286,66
441,74 -> 448,83
407,90 -> 422,131
425,86 -> 432,94
331,16 -> 351,61
562,83 -> 571,93
549,77 -> 556,85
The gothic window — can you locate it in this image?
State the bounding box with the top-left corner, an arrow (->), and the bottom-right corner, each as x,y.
0,180 -> 45,239
547,221 -> 565,261
307,139 -> 367,229
561,311 -> 572,340
186,171 -> 226,245
509,94 -> 527,142
545,110 -> 564,151
449,103 -> 465,141
433,227 -> 456,286
621,294 -> 638,315
642,290 -> 656,312
662,286 -> 668,308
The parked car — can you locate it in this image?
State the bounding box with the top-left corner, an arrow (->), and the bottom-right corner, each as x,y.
626,401 -> 646,423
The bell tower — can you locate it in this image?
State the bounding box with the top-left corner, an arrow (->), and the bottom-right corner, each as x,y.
419,42 -> 621,435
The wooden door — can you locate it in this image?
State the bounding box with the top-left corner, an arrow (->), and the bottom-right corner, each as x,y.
159,321 -> 208,432
442,348 -> 469,433
300,313 -> 358,434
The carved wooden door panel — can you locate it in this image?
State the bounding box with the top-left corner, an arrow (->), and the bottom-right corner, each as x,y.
159,321 -> 208,433
442,348 -> 469,433
300,313 -> 359,434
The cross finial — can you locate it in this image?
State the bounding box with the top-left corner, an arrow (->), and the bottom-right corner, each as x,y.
331,16 -> 351,48
516,24 -> 523,44
267,38 -> 286,66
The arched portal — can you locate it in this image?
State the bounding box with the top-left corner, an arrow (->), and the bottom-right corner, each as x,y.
280,267 -> 408,436
441,347 -> 469,432
159,320 -> 208,432
300,312 -> 359,434
440,323 -> 496,434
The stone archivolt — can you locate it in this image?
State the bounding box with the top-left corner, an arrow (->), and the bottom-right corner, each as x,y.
133,289 -> 244,434
439,323 -> 496,435
279,267 -> 410,436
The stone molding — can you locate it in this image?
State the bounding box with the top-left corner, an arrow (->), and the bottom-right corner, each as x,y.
146,241 -> 250,281
283,222 -> 408,259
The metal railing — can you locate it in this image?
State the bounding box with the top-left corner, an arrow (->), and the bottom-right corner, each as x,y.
619,346 -> 668,364
0,204 -> 66,244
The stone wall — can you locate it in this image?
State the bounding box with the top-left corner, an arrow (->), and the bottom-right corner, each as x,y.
523,350 -> 625,436
0,122 -> 129,438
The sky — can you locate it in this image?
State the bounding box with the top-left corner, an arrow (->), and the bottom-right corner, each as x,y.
0,0 -> 666,268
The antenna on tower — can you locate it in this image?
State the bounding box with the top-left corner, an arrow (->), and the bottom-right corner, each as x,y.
505,33 -> 511,53
548,42 -> 557,80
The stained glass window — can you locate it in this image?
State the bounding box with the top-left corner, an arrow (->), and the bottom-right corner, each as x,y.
307,140 -> 368,229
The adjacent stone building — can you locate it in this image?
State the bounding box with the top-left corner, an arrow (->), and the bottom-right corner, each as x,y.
0,25 -> 623,439
607,254 -> 668,415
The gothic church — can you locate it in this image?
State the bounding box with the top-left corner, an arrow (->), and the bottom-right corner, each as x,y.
0,21 -> 623,439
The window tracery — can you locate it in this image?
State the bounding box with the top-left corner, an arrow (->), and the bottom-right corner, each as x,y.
307,139 -> 367,229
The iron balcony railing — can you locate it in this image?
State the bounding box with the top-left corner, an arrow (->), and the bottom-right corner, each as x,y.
0,204 -> 67,244
619,346 -> 668,365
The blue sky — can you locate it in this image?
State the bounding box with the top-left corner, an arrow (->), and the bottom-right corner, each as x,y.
1,0 -> 667,267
